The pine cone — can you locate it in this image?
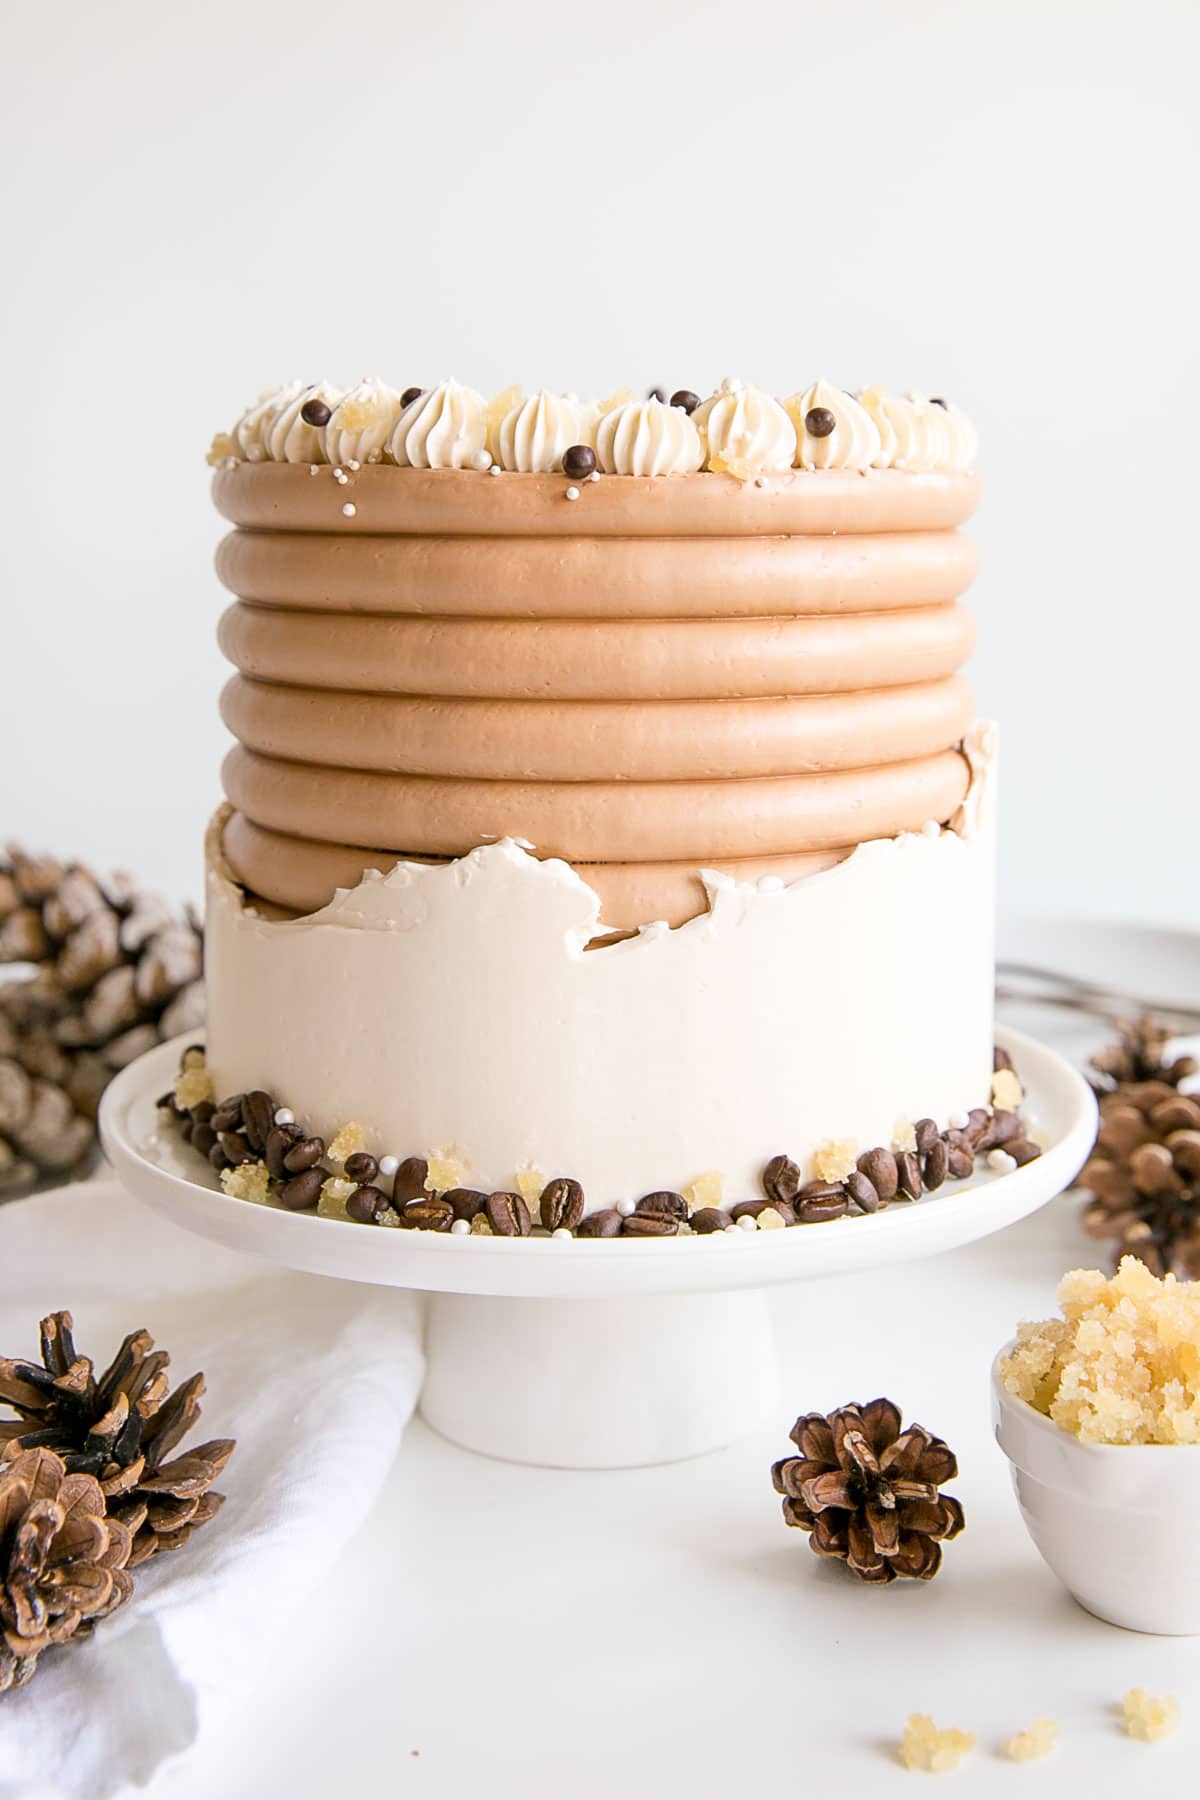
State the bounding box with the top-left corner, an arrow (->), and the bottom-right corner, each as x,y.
0,845 -> 204,1198
0,1445 -> 137,1691
1088,1014 -> 1199,1094
0,1312 -> 234,1569
772,1398 -> 965,1583
1080,1083 -> 1200,1277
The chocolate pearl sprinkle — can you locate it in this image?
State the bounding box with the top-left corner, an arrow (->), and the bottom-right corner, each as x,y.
562,444 -> 597,480
647,386 -> 667,403
670,389 -> 701,415
804,406 -> 837,439
400,386 -> 423,408
930,396 -> 948,408
300,397 -> 332,428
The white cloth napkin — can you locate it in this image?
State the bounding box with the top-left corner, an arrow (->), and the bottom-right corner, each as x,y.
0,1177 -> 425,1800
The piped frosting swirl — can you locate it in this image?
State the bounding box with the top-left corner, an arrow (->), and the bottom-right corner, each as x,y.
785,381 -> 882,472
268,382 -> 343,465
594,398 -> 704,476
694,378 -> 797,476
324,378 -> 405,466
492,390 -> 587,473
390,380 -> 488,470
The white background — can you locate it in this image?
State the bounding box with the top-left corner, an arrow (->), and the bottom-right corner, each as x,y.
1,0 -> 1197,928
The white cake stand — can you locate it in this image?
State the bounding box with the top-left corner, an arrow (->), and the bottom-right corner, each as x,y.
99,1026 -> 1096,1470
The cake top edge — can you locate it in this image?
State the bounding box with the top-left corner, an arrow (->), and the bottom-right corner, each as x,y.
208,375 -> 977,480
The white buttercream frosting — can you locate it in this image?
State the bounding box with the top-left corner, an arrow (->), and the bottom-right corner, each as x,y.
204,737 -> 994,1206
267,382 -> 343,464
492,390 -> 588,473
857,387 -> 923,470
234,382 -> 305,463
594,398 -> 704,476
324,377 -> 405,466
933,398 -> 979,473
390,380 -> 488,470
694,378 -> 797,475
785,381 -> 882,472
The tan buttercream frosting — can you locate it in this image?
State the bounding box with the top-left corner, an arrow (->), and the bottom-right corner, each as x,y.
211,435 -> 981,923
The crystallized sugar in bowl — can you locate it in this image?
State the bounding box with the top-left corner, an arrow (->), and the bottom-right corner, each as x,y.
992,1258 -> 1200,1634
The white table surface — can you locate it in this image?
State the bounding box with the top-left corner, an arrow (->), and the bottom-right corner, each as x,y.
102,925 -> 1200,1797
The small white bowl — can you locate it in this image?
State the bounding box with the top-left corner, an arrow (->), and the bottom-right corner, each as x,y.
992,1347 -> 1200,1635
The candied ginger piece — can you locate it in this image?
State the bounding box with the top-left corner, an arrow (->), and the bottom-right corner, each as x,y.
991,1068 -> 1023,1110
1006,1718 -> 1058,1761
892,1117 -> 918,1154
1122,1689 -> 1180,1742
683,1170 -> 724,1211
899,1713 -> 974,1772
327,1121 -> 367,1167
221,1161 -> 271,1206
318,1176 -> 357,1219
814,1138 -> 858,1183
515,1165 -> 545,1208
174,1065 -> 213,1110
1000,1257 -> 1200,1444
426,1150 -> 467,1194
206,431 -> 238,467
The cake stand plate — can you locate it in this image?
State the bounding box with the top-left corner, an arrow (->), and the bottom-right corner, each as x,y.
99,1026 -> 1096,1469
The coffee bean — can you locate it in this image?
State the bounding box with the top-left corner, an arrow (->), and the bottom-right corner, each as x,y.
975,1108 -> 1021,1153
300,397 -> 332,428
795,1183 -> 849,1223
283,1135 -> 325,1174
157,1090 -> 179,1115
805,406 -> 836,439
914,1117 -> 940,1156
690,1206 -> 734,1233
1007,1138 -> 1042,1167
404,1197 -> 454,1232
923,1138 -> 949,1191
443,1187 -> 488,1221
947,1145 -> 975,1181
577,1209 -> 622,1237
732,1197 -> 797,1226
621,1212 -> 679,1236
265,1123 -> 302,1178
562,444 -> 597,480
210,1100 -> 244,1133
857,1147 -> 898,1200
347,1184 -> 386,1223
486,1191 -> 532,1237
400,386 -> 423,408
762,1153 -> 802,1205
218,1130 -> 253,1166
241,1090 -> 276,1152
993,1044 -> 1014,1072
191,1122 -> 217,1157
670,389 -> 701,414
895,1151 -> 923,1200
207,1141 -> 230,1172
191,1100 -> 215,1126
635,1190 -> 688,1221
540,1176 -> 585,1232
845,1171 -> 880,1213
344,1151 -> 378,1184
280,1168 -> 325,1210
964,1108 -> 991,1146
392,1156 -> 429,1203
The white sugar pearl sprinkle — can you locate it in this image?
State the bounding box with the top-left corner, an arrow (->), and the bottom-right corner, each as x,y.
616,1195 -> 639,1217
468,448 -> 492,471
489,463 -> 502,476
272,1107 -> 295,1127
450,1217 -> 471,1235
342,502 -> 357,517
987,1148 -> 1017,1173
947,1110 -> 969,1130
564,485 -> 581,501
737,1213 -> 758,1232
588,469 -> 601,482
552,1227 -> 573,1240
378,1154 -> 399,1178
723,1222 -> 741,1234
346,459 -> 361,471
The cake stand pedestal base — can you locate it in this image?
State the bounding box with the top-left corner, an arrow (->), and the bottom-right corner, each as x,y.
421,1290 -> 776,1468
